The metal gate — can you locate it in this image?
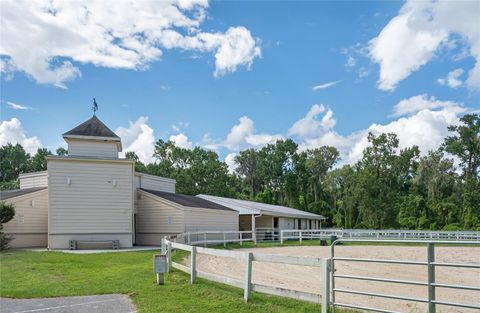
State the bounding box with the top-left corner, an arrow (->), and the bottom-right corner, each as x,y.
330,239 -> 480,313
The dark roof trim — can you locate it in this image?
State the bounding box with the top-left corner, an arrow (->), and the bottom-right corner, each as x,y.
63,115 -> 120,140
140,189 -> 235,212
0,187 -> 47,200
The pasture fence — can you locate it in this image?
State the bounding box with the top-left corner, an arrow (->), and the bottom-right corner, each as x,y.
162,237 -> 331,311
280,229 -> 480,244
330,239 -> 480,313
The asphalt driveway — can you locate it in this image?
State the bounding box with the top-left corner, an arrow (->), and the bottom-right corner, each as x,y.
0,294 -> 135,313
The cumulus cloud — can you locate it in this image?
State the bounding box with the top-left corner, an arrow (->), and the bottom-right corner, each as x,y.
6,101 -> 32,110
312,80 -> 340,91
437,68 -> 464,88
292,95 -> 465,165
0,118 -> 42,154
391,94 -> 464,117
116,116 -> 155,164
224,116 -> 283,150
225,116 -> 255,149
288,104 -> 336,139
169,133 -> 193,149
369,0 -> 480,91
0,0 -> 261,87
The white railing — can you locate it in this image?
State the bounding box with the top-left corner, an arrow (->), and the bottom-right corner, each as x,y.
280,229 -> 480,244
162,237 -> 331,312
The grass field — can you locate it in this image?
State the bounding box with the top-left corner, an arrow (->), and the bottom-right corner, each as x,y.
0,249 -> 326,313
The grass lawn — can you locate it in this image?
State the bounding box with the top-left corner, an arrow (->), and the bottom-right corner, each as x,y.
0,249 -> 324,313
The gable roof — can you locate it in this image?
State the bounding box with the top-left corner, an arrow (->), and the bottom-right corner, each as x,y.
197,194 -> 325,220
63,115 -> 120,140
140,189 -> 235,212
0,187 -> 47,200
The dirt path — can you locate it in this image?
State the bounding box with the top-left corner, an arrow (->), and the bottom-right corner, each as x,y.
187,245 -> 480,313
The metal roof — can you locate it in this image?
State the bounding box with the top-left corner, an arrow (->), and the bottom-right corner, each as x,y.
0,187 -> 47,200
140,189 -> 235,212
196,194 -> 325,220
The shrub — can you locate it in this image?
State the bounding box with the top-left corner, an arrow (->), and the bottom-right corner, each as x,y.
0,201 -> 15,250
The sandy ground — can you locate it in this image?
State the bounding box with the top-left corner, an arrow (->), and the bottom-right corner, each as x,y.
185,245 -> 480,313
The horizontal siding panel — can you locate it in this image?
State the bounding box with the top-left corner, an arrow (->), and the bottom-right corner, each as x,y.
48,159 -> 133,234
3,190 -> 48,234
184,207 -> 238,233
20,173 -> 48,189
136,193 -> 184,233
67,140 -> 118,158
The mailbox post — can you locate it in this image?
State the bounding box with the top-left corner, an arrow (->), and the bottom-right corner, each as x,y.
153,254 -> 167,285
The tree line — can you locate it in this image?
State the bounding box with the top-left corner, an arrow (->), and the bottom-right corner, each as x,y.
1,114 -> 478,230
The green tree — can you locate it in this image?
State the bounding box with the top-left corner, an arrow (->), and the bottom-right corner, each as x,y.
0,143 -> 29,182
56,147 -> 68,156
0,202 -> 15,250
29,148 -> 52,172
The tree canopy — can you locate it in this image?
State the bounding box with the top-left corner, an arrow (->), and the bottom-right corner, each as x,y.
2,114 -> 479,230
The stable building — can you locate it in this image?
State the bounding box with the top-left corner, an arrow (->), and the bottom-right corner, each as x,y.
197,194 -> 325,235
1,115 -> 237,249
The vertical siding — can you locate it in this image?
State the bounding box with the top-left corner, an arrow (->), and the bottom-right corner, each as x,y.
67,139 -> 119,158
183,207 -> 238,232
19,172 -> 48,189
279,217 -> 295,229
3,190 -> 48,247
255,215 -> 273,228
48,159 -> 133,235
136,191 -> 184,234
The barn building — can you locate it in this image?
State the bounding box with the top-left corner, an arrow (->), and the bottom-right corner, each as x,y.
1,115 -> 238,249
197,195 -> 325,235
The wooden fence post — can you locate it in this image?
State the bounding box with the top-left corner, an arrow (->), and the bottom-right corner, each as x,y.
191,246 -> 197,284
223,232 -> 227,247
299,231 -> 303,244
167,241 -> 172,273
187,233 -> 191,245
240,232 -> 243,246
321,259 -> 330,313
204,233 -> 207,247
244,252 -> 253,302
280,230 -> 284,244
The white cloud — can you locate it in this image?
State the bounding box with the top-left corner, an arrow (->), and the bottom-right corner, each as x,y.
246,133 -> 284,147
392,94 -> 464,117
116,116 -> 155,164
225,116 -> 255,149
224,152 -> 237,173
293,95 -> 465,165
7,101 -> 33,110
169,133 -> 193,149
437,68 -> 464,88
0,0 -> 261,87
369,0 -> 480,91
288,104 -> 336,139
312,80 -> 340,91
0,118 -> 42,154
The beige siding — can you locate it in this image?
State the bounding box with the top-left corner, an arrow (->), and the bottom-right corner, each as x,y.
134,173 -> 175,193
67,139 -> 119,158
136,191 -> 185,235
19,171 -> 48,189
3,189 -> 48,247
255,215 -> 273,228
183,207 -> 238,233
279,217 -> 295,229
48,158 -> 133,249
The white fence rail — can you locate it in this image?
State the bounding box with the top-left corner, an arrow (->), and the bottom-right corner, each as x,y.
280,229 -> 480,244
162,237 -> 331,312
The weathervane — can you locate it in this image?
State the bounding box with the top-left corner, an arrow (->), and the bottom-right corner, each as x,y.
92,98 -> 98,115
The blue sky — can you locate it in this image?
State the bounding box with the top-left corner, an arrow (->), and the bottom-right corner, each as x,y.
1,0 -> 479,168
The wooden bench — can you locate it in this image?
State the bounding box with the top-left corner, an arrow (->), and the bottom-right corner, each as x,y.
69,240 -> 120,250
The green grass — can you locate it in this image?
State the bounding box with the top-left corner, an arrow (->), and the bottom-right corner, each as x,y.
0,249 -> 324,313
